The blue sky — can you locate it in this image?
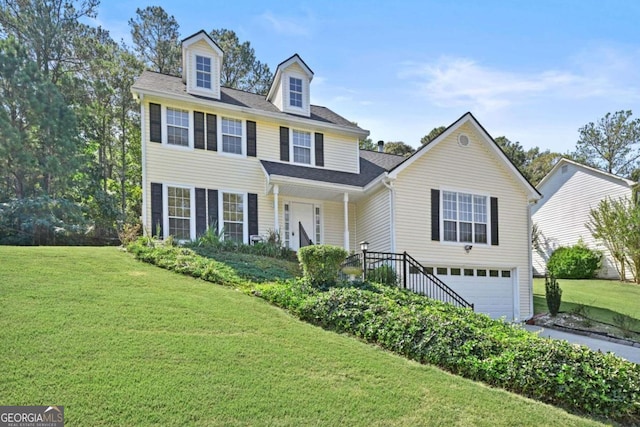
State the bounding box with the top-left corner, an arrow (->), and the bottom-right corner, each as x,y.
95,0 -> 640,153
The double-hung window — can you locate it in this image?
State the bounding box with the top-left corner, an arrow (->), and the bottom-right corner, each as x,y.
167,186 -> 191,240
290,77 -> 302,107
221,117 -> 243,154
196,55 -> 212,89
222,192 -> 244,243
166,108 -> 189,146
442,191 -> 488,244
292,130 -> 311,164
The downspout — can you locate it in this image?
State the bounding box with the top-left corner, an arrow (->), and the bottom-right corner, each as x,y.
382,175 -> 396,252
139,94 -> 147,234
526,199 -> 536,321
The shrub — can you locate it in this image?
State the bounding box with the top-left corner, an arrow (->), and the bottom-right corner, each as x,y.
545,274 -> 562,316
297,245 -> 348,287
367,264 -> 397,286
118,223 -> 142,245
547,243 -> 602,279
256,280 -> 640,424
612,313 -> 639,338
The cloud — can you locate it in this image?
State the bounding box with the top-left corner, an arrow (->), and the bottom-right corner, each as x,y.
258,11 -> 311,36
398,52 -> 640,114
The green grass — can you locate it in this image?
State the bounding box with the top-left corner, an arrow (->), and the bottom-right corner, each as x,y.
533,278 -> 640,328
0,247 -> 601,426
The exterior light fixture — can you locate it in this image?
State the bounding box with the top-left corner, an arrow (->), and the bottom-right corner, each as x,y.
464,245 -> 473,253
360,241 -> 369,252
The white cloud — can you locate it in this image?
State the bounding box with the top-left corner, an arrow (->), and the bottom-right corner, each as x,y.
258,11 -> 311,36
399,57 -> 599,113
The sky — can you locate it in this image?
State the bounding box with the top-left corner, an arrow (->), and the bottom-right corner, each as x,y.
94,0 -> 640,153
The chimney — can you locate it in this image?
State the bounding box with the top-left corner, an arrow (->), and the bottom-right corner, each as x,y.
377,140 -> 384,153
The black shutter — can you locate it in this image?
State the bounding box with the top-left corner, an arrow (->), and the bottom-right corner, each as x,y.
149,103 -> 162,143
195,188 -> 207,236
431,189 -> 440,241
206,114 -> 217,151
280,126 -> 289,161
248,193 -> 258,238
315,133 -> 324,167
247,120 -> 257,157
491,197 -> 499,246
151,182 -> 163,237
207,189 -> 218,231
194,111 -> 205,150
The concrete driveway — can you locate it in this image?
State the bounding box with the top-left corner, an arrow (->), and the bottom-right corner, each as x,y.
523,325 -> 640,364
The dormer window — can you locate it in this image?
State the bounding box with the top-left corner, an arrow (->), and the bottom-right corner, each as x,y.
196,55 -> 211,89
292,130 -> 312,164
290,77 -> 303,107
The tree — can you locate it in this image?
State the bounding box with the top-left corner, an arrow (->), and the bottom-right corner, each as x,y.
209,29 -> 273,95
421,126 -> 446,145
525,150 -> 562,186
129,6 -> 181,75
574,110 -> 640,177
0,37 -> 80,199
0,0 -> 99,84
496,136 -> 527,170
359,137 -> 375,151
587,197 -> 629,281
383,141 -> 415,156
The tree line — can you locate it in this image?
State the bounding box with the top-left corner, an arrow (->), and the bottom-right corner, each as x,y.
0,1 -> 270,244
1,1 -> 638,245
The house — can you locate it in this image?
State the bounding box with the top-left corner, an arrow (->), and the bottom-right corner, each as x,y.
131,30 -> 541,321
532,158 -> 637,279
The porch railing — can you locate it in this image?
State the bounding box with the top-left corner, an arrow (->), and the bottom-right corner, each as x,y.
299,222 -> 313,248
341,250 -> 473,310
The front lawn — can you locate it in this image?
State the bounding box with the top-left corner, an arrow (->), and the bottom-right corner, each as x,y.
0,247 -> 599,426
533,278 -> 640,330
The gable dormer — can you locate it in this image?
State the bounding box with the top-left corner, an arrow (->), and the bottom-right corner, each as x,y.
267,54 -> 314,117
181,30 -> 224,99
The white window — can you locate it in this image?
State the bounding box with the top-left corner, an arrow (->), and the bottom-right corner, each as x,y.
222,192 -> 245,243
196,55 -> 211,89
292,130 -> 311,164
284,203 -> 290,248
442,191 -> 488,244
166,108 -> 189,146
221,117 -> 243,155
290,77 -> 302,107
315,206 -> 321,244
167,186 -> 191,240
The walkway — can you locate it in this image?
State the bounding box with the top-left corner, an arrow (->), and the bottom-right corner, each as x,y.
523,325 -> 640,364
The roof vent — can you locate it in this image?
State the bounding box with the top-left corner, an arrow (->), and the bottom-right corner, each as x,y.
561,165 -> 568,174
458,134 -> 470,147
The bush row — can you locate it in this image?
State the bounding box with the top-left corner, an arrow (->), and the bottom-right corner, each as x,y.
254,280 -> 640,424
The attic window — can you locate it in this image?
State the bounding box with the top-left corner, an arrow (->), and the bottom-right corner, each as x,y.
196,55 -> 211,89
290,77 -> 303,107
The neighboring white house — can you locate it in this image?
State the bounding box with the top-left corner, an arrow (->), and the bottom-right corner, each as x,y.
131,30 -> 542,321
532,158 -> 637,279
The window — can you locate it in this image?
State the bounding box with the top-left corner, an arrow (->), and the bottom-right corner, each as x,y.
442,191 -> 488,244
292,130 -> 311,164
450,268 -> 461,276
167,186 -> 191,240
284,204 -> 290,248
315,207 -> 321,244
436,267 -> 448,275
477,269 -> 487,277
222,192 -> 244,243
196,55 -> 211,89
290,77 -> 302,107
464,269 -> 474,276
166,108 -> 189,146
221,117 -> 243,154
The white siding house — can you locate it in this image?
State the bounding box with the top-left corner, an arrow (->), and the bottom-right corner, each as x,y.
133,29 -> 542,321
532,158 -> 636,279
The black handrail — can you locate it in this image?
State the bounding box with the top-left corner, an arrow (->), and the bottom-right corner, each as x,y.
342,250 -> 474,310
299,222 -> 313,248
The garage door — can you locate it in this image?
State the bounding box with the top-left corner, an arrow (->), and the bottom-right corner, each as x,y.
409,266 -> 515,321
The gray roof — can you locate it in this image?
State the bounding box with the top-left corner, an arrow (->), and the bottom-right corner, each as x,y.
359,150 -> 406,171
132,71 -> 364,131
261,151 -> 403,187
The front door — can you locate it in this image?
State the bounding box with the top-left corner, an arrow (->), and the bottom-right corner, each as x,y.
290,202 -> 315,251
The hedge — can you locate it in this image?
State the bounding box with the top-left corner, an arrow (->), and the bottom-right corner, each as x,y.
255,281 -> 640,424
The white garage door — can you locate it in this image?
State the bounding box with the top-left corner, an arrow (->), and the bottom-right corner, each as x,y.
409,266 -> 515,321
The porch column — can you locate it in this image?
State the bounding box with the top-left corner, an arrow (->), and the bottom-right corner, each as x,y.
343,192 -> 350,250
273,184 -> 279,233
